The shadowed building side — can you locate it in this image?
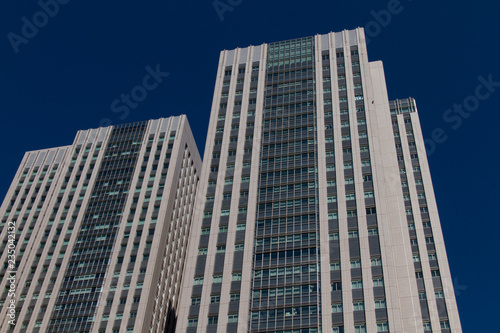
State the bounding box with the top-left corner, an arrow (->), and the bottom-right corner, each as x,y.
0,116 -> 201,333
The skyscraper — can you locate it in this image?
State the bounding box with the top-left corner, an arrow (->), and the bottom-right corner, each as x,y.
176,28 -> 462,333
0,116 -> 201,332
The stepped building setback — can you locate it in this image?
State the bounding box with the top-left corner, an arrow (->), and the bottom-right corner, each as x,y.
0,116 -> 201,332
176,28 -> 462,333
0,27 -> 462,333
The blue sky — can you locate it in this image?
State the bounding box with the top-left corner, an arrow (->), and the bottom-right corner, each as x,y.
1,0 -> 498,330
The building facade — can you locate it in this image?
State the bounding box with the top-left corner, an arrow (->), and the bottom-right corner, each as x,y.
176,28 -> 462,332
0,116 -> 201,332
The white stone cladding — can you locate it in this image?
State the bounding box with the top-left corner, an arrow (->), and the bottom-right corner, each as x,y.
0,116 -> 201,333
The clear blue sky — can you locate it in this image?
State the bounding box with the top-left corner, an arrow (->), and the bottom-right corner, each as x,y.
1,0 -> 498,330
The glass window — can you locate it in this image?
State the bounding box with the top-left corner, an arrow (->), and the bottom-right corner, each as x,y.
345,177 -> 354,184
350,260 -> 361,269
330,262 -> 340,270
187,318 -> 198,327
332,303 -> 343,313
373,278 -> 384,287
228,314 -> 238,323
328,212 -> 338,220
353,301 -> 364,311
329,233 -> 339,240
355,324 -> 367,333
440,321 -> 451,329
377,322 -> 389,331
331,282 -> 342,291
352,280 -> 363,289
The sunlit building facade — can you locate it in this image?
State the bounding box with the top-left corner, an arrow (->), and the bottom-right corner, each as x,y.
176,28 -> 462,333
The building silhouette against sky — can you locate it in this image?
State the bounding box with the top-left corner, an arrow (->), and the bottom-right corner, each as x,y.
0,116 -> 201,332
176,28 -> 462,332
0,28 -> 462,333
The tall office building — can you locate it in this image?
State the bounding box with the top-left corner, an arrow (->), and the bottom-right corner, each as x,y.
0,116 -> 201,332
176,28 -> 462,332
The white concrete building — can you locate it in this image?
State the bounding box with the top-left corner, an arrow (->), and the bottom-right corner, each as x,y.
0,116 -> 201,333
176,28 -> 462,333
